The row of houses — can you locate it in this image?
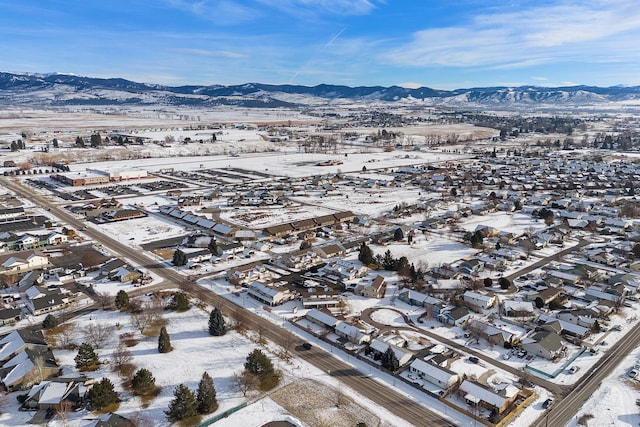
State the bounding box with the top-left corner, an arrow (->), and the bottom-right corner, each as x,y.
0,231 -> 68,253
262,211 -> 356,238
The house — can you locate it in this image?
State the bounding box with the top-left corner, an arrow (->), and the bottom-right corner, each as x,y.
368,339 -> 414,367
102,209 -> 146,221
109,266 -> 141,283
27,292 -> 67,316
501,300 -> 534,317
467,320 -> 518,347
409,358 -> 459,390
438,306 -> 471,326
0,249 -> 49,273
1,346 -> 60,390
182,248 -> 212,264
333,211 -> 356,223
583,287 -> 626,307
246,281 -> 292,306
0,329 -> 48,363
335,322 -> 370,345
0,308 -> 21,326
539,317 -> 590,339
355,275 -> 387,299
459,259 -> 485,276
0,206 -> 24,220
305,309 -> 341,329
263,224 -> 294,238
457,380 -> 517,415
463,291 -> 496,309
315,243 -> 345,259
82,413 -> 135,427
319,260 -> 367,281
22,378 -> 90,410
557,308 -> 600,328
521,331 -> 565,360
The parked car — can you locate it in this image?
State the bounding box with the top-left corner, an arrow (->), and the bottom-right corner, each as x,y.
629,369 -> 639,379
468,356 -> 479,364
611,324 -> 622,331
542,398 -> 553,409
302,342 -> 312,350
568,366 -> 580,374
517,350 -> 527,358
502,353 -> 511,360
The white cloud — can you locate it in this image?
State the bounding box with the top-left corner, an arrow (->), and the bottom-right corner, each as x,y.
386,1 -> 640,69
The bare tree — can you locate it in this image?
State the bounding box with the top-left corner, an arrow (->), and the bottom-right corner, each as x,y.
54,400 -> 73,426
131,310 -> 154,335
94,291 -> 113,310
22,355 -> 45,387
0,391 -> 8,413
130,412 -> 154,427
83,323 -> 115,349
57,323 -> 76,349
111,342 -> 133,370
233,371 -> 259,397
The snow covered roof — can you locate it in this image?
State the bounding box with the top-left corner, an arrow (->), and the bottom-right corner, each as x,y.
305,309 -> 340,328
458,380 -> 507,409
410,358 -> 458,384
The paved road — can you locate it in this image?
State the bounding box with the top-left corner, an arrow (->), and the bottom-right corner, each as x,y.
4,177 -> 458,427
361,307 -> 566,395
532,321 -> 640,427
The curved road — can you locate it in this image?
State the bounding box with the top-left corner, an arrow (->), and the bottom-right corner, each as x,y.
364,306 -> 640,427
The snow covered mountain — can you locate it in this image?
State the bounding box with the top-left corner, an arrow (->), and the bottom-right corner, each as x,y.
1,72 -> 639,109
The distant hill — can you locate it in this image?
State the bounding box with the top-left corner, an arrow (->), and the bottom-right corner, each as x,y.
1,71 -> 640,110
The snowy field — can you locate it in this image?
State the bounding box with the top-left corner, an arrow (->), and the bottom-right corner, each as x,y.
91,216 -> 188,245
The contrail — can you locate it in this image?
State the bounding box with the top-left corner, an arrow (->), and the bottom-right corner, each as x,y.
289,28 -> 346,84
325,28 -> 346,48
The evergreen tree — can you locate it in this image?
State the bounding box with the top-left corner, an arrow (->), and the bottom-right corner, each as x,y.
10,141 -> 17,151
131,368 -> 156,395
87,378 -> 118,410
395,256 -> 410,274
244,349 -> 274,376
382,249 -> 395,270
358,243 -> 375,265
168,292 -> 190,312
393,227 -> 404,241
114,290 -> 130,311
42,314 -> 58,329
75,136 -> 85,148
158,326 -> 172,353
52,138 -> 58,148
299,240 -> 312,250
90,133 -> 102,147
165,384 -> 198,422
208,307 -> 226,336
208,238 -> 218,255
75,342 -> 99,370
244,349 -> 279,391
196,371 -> 218,414
172,249 -> 187,266
381,347 -> 399,372
470,230 -> 484,249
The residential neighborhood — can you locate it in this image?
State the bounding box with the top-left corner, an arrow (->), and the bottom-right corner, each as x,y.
0,105 -> 640,427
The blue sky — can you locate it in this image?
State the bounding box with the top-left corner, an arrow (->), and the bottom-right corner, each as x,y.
1,0 -> 640,89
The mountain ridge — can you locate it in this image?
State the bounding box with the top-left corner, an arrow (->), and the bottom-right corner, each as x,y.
1,71 -> 639,109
